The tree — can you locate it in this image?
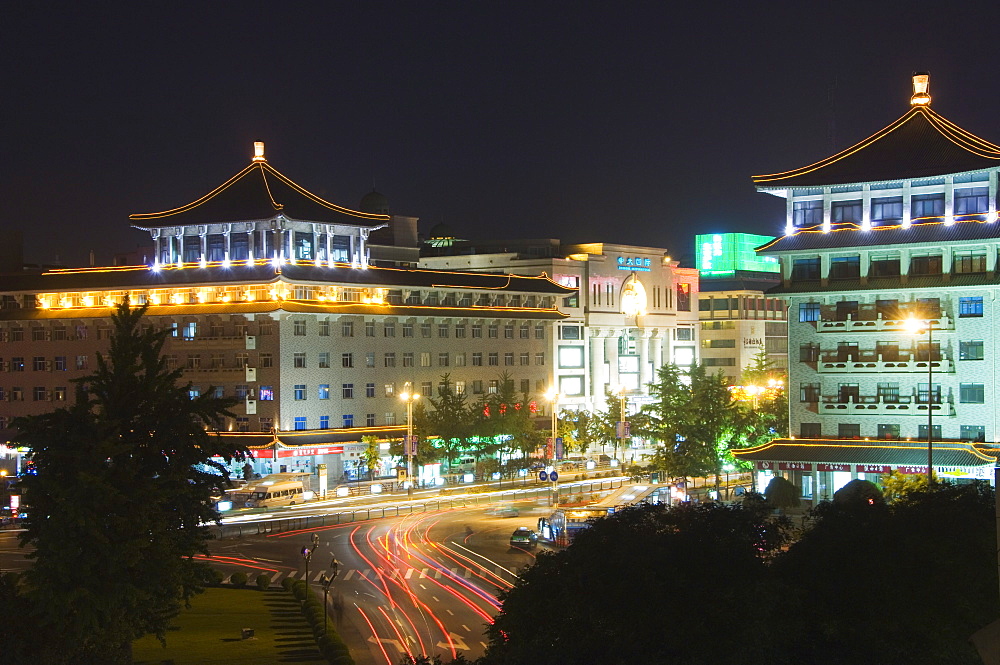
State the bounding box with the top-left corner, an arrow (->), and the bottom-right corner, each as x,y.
473,373 -> 544,474
360,435 -> 381,480
684,363 -> 737,494
8,302 -> 250,664
764,475 -> 800,511
833,479 -> 884,507
880,468 -> 936,502
419,374 -> 473,468
483,501 -> 792,665
557,409 -> 598,456
637,363 -> 691,478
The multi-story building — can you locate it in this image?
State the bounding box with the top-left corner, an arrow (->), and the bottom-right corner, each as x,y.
696,233 -> 787,381
0,143 -> 573,482
734,74 -> 998,499
420,237 -> 700,412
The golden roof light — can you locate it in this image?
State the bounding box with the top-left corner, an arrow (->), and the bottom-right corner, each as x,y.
910,72 -> 931,106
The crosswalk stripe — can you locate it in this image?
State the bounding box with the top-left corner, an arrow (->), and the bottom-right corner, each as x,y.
404,568 -> 415,579
343,569 -> 356,580
313,571 -> 325,581
270,571 -> 283,583
464,568 -> 473,578
419,568 -> 429,578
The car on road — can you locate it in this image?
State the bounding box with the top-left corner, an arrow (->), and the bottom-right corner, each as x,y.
485,505 -> 520,517
509,526 -> 538,549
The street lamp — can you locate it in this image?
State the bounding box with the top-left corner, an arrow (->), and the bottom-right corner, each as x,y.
905,317 -> 936,485
400,391 -> 420,496
545,389 -> 559,505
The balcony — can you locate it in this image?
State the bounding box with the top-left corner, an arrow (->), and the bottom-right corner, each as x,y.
817,313 -> 953,333
816,395 -> 953,417
816,354 -> 952,374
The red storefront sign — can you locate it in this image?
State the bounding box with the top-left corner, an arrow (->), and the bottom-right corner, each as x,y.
895,465 -> 927,475
817,463 -> 851,472
856,464 -> 890,474
778,462 -> 813,471
756,461 -> 775,470
274,446 -> 343,458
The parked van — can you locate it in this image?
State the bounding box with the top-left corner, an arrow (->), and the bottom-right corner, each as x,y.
239,474 -> 310,509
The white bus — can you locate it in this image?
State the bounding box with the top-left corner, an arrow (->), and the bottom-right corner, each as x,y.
239,474 -> 311,509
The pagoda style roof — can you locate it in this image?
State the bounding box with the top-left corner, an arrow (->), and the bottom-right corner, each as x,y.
733,439 -> 997,468
130,153 -> 389,229
753,106 -> 1000,190
757,216 -> 1000,253
0,262 -> 575,295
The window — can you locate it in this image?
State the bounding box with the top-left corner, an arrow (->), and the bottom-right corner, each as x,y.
33,386 -> 47,401
675,328 -> 693,341
918,424 -> 942,440
384,412 -> 397,425
384,353 -> 396,367
294,385 -> 306,400
488,380 -> 499,394
235,352 -> 249,368
472,324 -> 482,338
188,387 -> 201,399
912,193 -> 945,218
793,199 -> 823,227
10,357 -> 24,372
421,323 -> 432,338
455,380 -> 466,395
259,417 -> 273,430
960,383 -> 985,403
472,353 -> 483,366
366,321 -> 376,337
402,352 -> 414,367
186,354 -> 201,370
959,340 -> 984,361
876,341 -> 900,361
703,339 -> 736,348
871,196 -> 903,225
318,384 -> 330,400
366,383 -> 376,398
319,320 -> 330,336
10,328 -> 24,341
503,324 -> 514,339
917,383 -> 941,404
799,343 -> 819,362
403,323 -> 414,337
954,187 -> 989,215
961,425 -> 986,442
799,302 -> 820,322
31,328 -> 46,341
488,324 -> 498,338
319,415 -> 330,429
366,413 -> 376,427
504,352 -> 514,366
236,385 -> 249,399
800,422 -> 822,438
294,417 -> 307,431
838,383 -> 860,403
870,255 -> 901,277
439,353 -> 449,367
342,384 -> 354,399
293,352 -> 306,369
954,252 -> 987,274
519,324 -> 530,339
455,353 -> 466,366
342,321 -> 354,337
32,357 -> 45,371
420,352 -> 431,367
535,352 -> 545,365
316,352 -> 331,368
488,352 -> 499,366
676,284 -> 691,311
438,324 -> 449,338
384,383 -> 395,397
455,325 -> 466,338
703,357 -> 736,366
800,382 -> 820,402
260,353 -> 273,368
877,382 -> 899,403
791,258 -> 821,280
959,296 -> 984,317
293,320 -> 306,336
212,386 -> 225,399
520,352 -> 531,366
54,356 -> 66,371
877,424 -> 900,439
366,352 -> 375,367
560,325 -> 581,340
909,254 -> 941,276
384,323 -> 395,337
829,256 -> 860,279
831,200 -> 862,224
838,423 -> 861,439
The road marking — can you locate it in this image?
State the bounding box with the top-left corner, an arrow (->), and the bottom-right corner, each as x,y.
419,568 -> 430,579
436,632 -> 470,651
446,609 -> 454,615
367,636 -> 406,653
432,596 -> 440,602
313,571 -> 325,581
481,642 -> 488,649
404,568 -> 415,579
343,569 -> 356,580
270,571 -> 283,583
419,583 -> 427,589
462,624 -> 470,632
464,568 -> 473,578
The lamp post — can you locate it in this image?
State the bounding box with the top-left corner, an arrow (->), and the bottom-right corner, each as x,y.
545,389 -> 558,505
905,317 -> 936,485
301,545 -> 313,584
400,392 -> 420,497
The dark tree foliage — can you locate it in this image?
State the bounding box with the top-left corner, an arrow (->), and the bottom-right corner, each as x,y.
483,501 -> 792,665
832,478 -> 884,507
771,481 -> 998,665
7,302 -> 250,664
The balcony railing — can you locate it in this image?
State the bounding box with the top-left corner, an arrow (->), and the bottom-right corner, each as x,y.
817,313 -> 953,333
816,395 -> 953,416
816,355 -> 952,374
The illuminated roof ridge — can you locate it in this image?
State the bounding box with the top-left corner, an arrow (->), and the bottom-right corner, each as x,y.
753,76 -> 1000,188
130,150 -> 390,228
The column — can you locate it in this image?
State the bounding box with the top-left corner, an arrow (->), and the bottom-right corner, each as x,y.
785,196 -> 794,235
990,171 -> 998,222
637,329 -> 651,391
902,180 -> 913,227
606,332 -> 620,390
199,232 -> 207,263
861,184 -> 872,230
652,329 -> 664,371
822,187 -> 832,233
174,232 -> 183,266
944,175 -> 955,224
247,227 -> 255,261
224,224 -> 231,263
590,329 -> 605,403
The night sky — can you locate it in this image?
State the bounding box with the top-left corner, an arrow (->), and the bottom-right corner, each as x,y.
6,2 -> 1000,267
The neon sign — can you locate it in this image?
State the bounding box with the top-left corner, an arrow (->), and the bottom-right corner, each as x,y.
617,257 -> 652,271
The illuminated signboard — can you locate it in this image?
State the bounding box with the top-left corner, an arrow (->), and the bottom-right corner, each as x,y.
617,256 -> 652,272
696,233 -> 779,277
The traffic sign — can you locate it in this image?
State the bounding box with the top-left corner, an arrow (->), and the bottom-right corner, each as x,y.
555,437 -> 564,460
549,471 -> 559,482
546,437 -> 554,459
616,421 -> 631,438
539,471 -> 549,481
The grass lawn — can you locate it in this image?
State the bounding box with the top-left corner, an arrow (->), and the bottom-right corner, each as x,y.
134,586 -> 328,665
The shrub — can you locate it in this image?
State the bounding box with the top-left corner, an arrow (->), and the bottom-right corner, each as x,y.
764,476 -> 801,510
281,576 -> 296,591
229,571 -> 248,587
255,573 -> 270,590
292,580 -> 308,601
204,568 -> 224,586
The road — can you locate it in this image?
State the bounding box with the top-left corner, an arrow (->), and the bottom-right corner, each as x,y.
206,499 -> 549,664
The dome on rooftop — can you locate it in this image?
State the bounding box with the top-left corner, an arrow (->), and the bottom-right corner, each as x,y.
429,222 -> 455,239
360,190 -> 389,215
